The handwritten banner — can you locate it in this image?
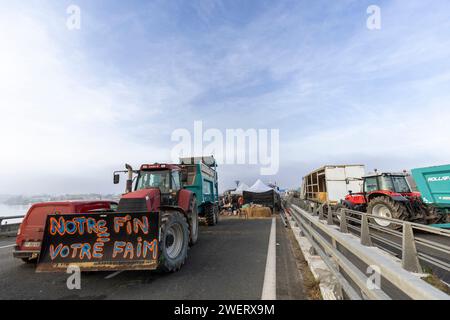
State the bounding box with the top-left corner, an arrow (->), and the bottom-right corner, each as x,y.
36,212 -> 159,272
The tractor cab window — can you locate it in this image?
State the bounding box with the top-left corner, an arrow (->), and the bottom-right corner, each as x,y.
379,175 -> 394,191
136,170 -> 171,193
364,177 -> 378,192
392,176 -> 411,193
172,171 -> 181,190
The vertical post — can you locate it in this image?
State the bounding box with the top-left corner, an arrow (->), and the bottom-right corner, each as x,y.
402,223 -> 422,273
340,209 -> 349,233
319,205 -> 324,220
327,205 -> 334,225
360,215 -> 373,246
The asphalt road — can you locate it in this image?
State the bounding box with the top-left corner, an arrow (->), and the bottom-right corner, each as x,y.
0,216 -> 305,300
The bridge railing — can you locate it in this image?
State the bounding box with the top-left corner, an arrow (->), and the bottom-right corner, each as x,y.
0,215 -> 24,237
294,198 -> 450,275
284,198 -> 449,300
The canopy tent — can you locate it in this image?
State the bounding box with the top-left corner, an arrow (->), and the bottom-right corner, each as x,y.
243,179 -> 281,210
231,182 -> 250,195
247,179 -> 272,193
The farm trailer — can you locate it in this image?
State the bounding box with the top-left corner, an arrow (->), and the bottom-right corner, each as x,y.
300,165 -> 365,205
411,164 -> 450,228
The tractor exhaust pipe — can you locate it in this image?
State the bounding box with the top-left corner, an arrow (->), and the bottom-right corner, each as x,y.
125,163 -> 133,193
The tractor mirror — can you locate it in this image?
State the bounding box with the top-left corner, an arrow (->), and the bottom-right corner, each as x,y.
113,173 -> 120,184
348,190 -> 353,195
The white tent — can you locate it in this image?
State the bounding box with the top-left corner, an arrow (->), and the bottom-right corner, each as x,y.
231,182 -> 250,195
247,179 -> 272,193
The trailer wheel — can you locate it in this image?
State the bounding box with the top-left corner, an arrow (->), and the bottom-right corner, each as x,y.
158,211 -> 189,272
335,202 -> 357,223
367,196 -> 408,229
205,203 -> 219,226
189,198 -> 199,246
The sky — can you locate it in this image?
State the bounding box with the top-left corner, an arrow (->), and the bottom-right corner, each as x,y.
0,0 -> 450,195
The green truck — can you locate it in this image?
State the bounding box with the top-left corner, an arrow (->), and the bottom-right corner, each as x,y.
411,164 -> 450,228
180,156 -> 220,226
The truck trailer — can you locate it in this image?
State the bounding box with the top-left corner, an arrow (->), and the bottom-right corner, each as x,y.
411,164 -> 450,228
179,156 -> 220,226
301,165 -> 365,205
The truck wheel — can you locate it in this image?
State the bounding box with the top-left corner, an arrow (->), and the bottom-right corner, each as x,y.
367,196 -> 408,229
205,203 -> 218,226
189,198 -> 199,246
158,211 -> 189,272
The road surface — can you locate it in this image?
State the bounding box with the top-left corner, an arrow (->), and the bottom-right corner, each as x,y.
0,216 -> 306,300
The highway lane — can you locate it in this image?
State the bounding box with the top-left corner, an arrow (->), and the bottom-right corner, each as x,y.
0,216 -> 305,300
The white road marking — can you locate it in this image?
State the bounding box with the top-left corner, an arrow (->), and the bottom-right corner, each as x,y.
0,244 -> 15,249
104,271 -> 123,279
261,217 -> 276,300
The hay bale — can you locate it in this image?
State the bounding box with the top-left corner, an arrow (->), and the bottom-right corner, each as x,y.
247,206 -> 272,218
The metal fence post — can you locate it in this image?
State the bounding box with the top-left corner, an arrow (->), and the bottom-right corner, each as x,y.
340,209 -> 349,233
360,215 -> 373,246
402,223 -> 422,273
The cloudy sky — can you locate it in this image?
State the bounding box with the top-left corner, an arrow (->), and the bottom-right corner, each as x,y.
0,0 -> 449,195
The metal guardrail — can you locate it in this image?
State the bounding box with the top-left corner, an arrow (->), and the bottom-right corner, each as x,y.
0,215 -> 24,237
295,199 -> 450,276
284,199 -> 449,300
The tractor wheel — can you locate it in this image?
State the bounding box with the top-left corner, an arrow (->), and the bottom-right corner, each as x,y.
335,202 -> 358,224
425,206 -> 447,224
367,196 -> 408,229
205,203 -> 219,226
158,211 -> 189,272
189,197 -> 199,246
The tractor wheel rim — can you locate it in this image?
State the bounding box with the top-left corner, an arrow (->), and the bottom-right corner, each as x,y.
372,204 -> 392,227
166,223 -> 183,259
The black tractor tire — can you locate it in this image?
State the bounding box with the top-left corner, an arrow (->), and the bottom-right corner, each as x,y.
205,203 -> 219,226
158,211 -> 189,272
425,206 -> 447,224
367,196 -> 409,229
189,197 -> 199,246
335,202 -> 359,224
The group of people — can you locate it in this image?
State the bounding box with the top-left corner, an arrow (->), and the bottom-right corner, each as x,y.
220,194 -> 244,215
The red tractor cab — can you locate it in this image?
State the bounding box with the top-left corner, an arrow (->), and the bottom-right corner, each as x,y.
14,200 -> 117,263
341,171 -> 439,228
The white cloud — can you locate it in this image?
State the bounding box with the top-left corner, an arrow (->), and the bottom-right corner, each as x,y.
0,7 -> 167,193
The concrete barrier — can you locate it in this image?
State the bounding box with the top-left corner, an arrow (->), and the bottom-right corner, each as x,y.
0,215 -> 24,238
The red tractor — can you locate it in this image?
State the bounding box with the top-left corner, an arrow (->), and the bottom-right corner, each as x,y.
340,170 -> 440,229
112,163 -> 199,272
35,162 -> 200,273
